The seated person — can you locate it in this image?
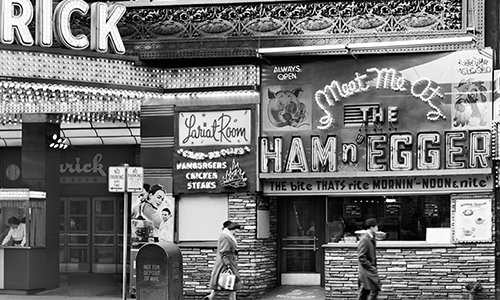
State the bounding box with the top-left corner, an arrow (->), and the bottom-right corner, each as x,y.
329,217 -> 345,242
2,216 -> 26,246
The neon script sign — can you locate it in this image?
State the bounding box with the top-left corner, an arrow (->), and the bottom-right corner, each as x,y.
315,68 -> 444,130
0,0 -> 126,54
178,110 -> 251,147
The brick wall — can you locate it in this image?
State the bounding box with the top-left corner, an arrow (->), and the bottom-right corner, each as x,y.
325,243 -> 495,300
181,193 -> 278,300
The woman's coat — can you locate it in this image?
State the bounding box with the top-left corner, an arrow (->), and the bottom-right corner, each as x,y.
357,232 -> 381,291
209,231 -> 241,290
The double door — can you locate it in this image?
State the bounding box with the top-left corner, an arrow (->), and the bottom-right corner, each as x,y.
59,197 -> 125,273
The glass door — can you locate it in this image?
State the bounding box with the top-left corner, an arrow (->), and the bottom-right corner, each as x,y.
60,197 -> 91,273
278,196 -> 325,285
93,197 -> 123,273
60,196 -> 125,274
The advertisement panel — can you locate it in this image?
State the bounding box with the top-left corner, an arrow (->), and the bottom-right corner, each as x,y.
263,174 -> 493,196
260,49 -> 493,192
452,194 -> 493,243
173,106 -> 257,194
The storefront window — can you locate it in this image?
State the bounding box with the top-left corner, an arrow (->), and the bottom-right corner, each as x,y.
327,195 -> 450,242
178,194 -> 228,242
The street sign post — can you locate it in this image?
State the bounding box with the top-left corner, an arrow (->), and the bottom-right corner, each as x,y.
108,164 -> 144,300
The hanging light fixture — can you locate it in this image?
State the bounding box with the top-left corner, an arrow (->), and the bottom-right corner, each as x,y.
47,133 -> 69,149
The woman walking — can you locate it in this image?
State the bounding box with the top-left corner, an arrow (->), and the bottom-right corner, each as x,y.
204,220 -> 242,300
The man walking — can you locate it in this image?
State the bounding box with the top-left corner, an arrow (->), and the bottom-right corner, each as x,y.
357,218 -> 381,300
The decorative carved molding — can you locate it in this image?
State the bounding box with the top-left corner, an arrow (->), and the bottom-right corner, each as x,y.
77,0 -> 481,59
121,1 -> 464,39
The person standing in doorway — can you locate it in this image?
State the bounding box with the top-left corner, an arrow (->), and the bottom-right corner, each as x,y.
204,220 -> 242,300
357,218 -> 381,300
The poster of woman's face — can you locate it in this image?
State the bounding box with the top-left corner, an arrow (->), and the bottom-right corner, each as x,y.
150,188 -> 166,208
130,183 -> 174,248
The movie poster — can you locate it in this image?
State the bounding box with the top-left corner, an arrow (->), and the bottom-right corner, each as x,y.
130,183 -> 175,246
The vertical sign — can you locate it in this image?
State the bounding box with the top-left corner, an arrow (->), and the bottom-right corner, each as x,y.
108,166 -> 126,192
452,196 -> 492,243
127,167 -> 144,192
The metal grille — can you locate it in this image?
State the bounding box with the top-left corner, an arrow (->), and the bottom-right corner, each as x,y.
343,104 -> 379,127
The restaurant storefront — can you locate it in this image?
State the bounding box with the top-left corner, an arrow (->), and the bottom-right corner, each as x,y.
259,49 -> 496,298
165,90 -> 271,299
0,0 -> 494,298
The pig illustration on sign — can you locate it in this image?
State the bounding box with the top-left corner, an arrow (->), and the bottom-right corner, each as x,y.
267,88 -> 308,127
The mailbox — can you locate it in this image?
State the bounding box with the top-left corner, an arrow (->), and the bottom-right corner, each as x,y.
136,241 -> 183,300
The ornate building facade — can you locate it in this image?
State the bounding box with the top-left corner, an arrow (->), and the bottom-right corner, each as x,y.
0,0 -> 498,299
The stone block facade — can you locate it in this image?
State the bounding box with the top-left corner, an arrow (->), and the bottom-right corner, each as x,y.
180,193 -> 278,300
324,243 -> 495,299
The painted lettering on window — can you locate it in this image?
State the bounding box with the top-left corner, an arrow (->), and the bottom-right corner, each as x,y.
60,153 -> 106,176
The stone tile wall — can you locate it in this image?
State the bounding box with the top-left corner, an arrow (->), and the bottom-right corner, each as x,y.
180,194 -> 278,300
324,243 -> 495,299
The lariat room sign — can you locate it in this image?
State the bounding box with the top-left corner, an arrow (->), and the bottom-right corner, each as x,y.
173,107 -> 257,194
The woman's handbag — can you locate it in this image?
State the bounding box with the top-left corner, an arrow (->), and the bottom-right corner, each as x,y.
218,267 -> 236,291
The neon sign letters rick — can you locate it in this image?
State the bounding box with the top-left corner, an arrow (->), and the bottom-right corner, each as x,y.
0,0 -> 126,54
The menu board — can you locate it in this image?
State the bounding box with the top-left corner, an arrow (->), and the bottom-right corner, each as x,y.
344,204 -> 361,218
424,203 -> 439,217
452,196 -> 492,243
385,203 -> 401,217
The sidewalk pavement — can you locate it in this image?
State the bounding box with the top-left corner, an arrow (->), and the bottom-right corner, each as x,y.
0,274 -> 124,300
0,274 -> 326,300
0,286 -> 326,300
260,286 -> 325,300
0,295 -> 122,300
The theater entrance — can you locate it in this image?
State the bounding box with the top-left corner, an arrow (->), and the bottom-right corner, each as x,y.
278,196 -> 326,286
59,196 -> 125,273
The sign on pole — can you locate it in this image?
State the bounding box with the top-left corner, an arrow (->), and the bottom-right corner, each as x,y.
107,164 -> 144,300
108,166 -> 126,192
127,167 -> 144,192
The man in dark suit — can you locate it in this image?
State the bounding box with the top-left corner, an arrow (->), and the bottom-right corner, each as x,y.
357,218 -> 381,300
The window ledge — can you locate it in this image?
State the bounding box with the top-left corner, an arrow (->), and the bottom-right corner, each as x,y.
323,241 -> 457,248
0,246 -> 44,249
177,241 -> 217,248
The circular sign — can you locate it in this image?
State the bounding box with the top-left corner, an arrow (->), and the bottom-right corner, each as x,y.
6,164 -> 20,181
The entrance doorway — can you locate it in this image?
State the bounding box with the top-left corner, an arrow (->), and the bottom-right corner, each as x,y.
278,196 -> 325,286
59,197 -> 125,273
